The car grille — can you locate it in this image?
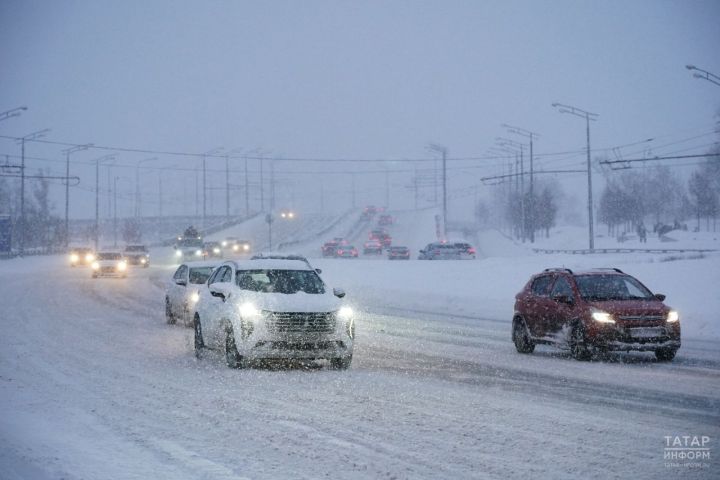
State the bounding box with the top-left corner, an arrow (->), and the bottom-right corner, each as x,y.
100,266 -> 116,273
618,315 -> 665,324
265,312 -> 336,333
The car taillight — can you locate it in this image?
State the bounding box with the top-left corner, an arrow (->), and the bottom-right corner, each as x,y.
433,250 -> 440,255
338,249 -> 344,255
468,248 -> 476,254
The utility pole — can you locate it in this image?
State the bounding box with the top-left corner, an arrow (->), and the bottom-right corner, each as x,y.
427,144 -> 448,238
553,102 -> 598,250
62,143 -> 92,248
259,154 -> 265,211
270,159 -> 276,211
202,147 -> 224,228
496,138 -> 525,242
502,124 -> 539,243
135,157 -> 156,218
244,155 -> 249,217
17,128 -> 50,255
94,154 -> 116,250
225,154 -> 230,220
113,176 -> 119,248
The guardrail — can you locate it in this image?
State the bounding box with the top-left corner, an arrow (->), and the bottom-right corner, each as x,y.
533,248 -> 717,255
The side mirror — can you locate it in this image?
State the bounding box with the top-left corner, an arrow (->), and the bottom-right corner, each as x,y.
333,288 -> 346,299
175,278 -> 187,287
315,268 -> 323,274
419,249 -> 425,254
654,293 -> 666,301
210,286 -> 229,301
552,294 -> 573,305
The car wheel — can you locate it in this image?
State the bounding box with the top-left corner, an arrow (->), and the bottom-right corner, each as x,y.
512,317 -> 535,354
655,347 -> 677,362
331,354 -> 352,370
570,323 -> 592,361
225,326 -> 246,369
91,273 -> 98,278
193,315 -> 204,358
165,297 -> 176,325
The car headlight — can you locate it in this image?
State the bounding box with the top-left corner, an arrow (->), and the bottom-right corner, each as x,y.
195,249 -> 203,256
221,241 -> 228,247
666,310 -> 679,323
243,244 -> 249,251
140,258 -> 146,264
86,253 -> 95,262
233,245 -> 239,251
91,262 -> 100,270
117,261 -> 127,271
70,254 -> 79,262
190,291 -> 200,304
338,306 -> 353,318
591,308 -> 615,324
213,248 -> 220,254
239,303 -> 260,318
175,250 -> 182,257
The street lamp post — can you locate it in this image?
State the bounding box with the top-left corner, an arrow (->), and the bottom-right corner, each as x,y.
113,176 -> 119,248
62,144 -> 92,247
135,157 -> 157,218
94,154 -> 117,250
496,137 -> 526,242
202,147 -> 224,229
427,144 -> 448,238
502,124 -> 539,243
17,128 -> 51,255
685,65 -> 720,87
553,102 -> 599,250
0,106 -> 27,122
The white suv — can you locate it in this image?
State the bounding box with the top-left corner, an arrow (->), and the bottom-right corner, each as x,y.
192,259 -> 354,369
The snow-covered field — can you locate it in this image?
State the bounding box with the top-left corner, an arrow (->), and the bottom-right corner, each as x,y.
1,213 -> 718,479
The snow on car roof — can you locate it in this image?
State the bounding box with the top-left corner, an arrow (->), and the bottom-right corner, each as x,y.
233,258 -> 313,271
181,260 -> 221,268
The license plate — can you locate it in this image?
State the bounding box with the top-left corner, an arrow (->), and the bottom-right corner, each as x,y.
629,327 -> 665,338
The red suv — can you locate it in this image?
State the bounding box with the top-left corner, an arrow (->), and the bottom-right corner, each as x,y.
512,268 -> 680,361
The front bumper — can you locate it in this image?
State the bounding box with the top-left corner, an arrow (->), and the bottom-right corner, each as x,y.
588,323 -> 680,352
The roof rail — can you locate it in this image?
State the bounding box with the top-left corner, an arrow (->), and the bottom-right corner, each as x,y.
592,268 -> 624,274
543,268 -> 573,274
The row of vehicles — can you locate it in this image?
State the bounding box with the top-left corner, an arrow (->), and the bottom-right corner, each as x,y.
166,255 -> 355,369
69,244 -> 150,278
174,226 -> 253,261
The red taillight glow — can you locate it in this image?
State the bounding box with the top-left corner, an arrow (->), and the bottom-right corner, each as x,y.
468,248 -> 476,254
338,250 -> 344,255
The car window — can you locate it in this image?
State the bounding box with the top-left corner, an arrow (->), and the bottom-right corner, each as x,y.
207,266 -> 225,285
218,266 -> 232,283
550,276 -> 574,299
173,265 -> 188,280
236,269 -> 326,294
531,275 -> 554,296
575,275 -> 654,300
189,267 -> 213,284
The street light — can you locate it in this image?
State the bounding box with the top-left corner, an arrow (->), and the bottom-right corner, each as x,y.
685,64 -> 720,87
93,154 -> 117,250
17,128 -> 51,255
427,144 -> 448,238
502,124 -> 539,243
62,143 -> 93,247
552,102 -> 599,250
202,147 -> 224,228
496,137 -> 526,242
0,106 -> 27,122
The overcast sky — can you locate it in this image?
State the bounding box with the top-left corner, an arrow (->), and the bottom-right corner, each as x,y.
1,0 -> 719,219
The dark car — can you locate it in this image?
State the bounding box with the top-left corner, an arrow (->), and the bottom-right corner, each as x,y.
203,241 -> 223,258
336,245 -> 359,258
322,241 -> 340,257
387,246 -> 410,260
378,214 -> 393,226
361,205 -> 378,219
363,240 -> 383,255
69,247 -> 95,267
512,268 -> 681,361
123,244 -> 150,267
453,242 -> 476,259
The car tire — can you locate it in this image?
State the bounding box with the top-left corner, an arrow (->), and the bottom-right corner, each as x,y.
331,354 -> 352,370
225,326 -> 246,369
512,317 -> 535,354
165,297 -> 176,325
655,347 -> 677,362
193,315 -> 204,358
91,273 -> 98,278
570,323 -> 592,361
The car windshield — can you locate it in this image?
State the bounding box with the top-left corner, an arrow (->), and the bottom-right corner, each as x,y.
125,246 -> 147,252
575,275 -> 654,301
97,252 -> 121,260
236,269 -> 325,294
188,267 -> 214,284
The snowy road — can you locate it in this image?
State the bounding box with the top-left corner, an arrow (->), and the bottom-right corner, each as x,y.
1,256 -> 718,479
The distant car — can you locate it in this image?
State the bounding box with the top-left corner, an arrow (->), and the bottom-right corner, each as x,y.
192,259 -> 354,369
166,261 -> 218,326
175,234 -> 204,261
336,245 -> 359,258
452,242 -> 476,259
69,247 -> 95,267
361,205 -> 378,219
369,229 -> 387,240
223,238 -> 251,254
363,240 -> 383,255
512,268 -> 681,361
417,242 -> 465,260
203,241 -> 223,258
91,251 -> 128,278
322,241 -> 340,257
378,214 -> 393,226
387,246 -> 410,260
279,209 -> 295,219
123,244 -> 150,267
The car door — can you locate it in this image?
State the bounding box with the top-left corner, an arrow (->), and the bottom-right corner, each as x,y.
205,265 -> 235,345
169,265 -> 188,316
546,275 -> 577,338
523,274 -> 555,337
201,265 -> 229,345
